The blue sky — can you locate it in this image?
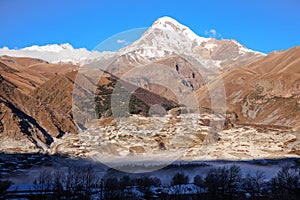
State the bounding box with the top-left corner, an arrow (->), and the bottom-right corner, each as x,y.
0,0 -> 299,53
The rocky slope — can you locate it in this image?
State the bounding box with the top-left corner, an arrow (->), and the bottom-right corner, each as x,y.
197,46 -> 300,130
0,57 -> 78,152
0,56 -> 179,153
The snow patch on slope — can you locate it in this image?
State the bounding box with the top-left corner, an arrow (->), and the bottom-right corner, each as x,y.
231,40 -> 266,55
204,43 -> 217,51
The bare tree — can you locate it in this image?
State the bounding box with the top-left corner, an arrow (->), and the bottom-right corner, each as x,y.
80,165 -> 99,198
243,170 -> 266,199
205,165 -> 242,197
136,176 -> 161,198
104,177 -> 120,199
33,169 -> 54,196
0,173 -> 11,198
193,174 -> 205,195
194,175 -> 204,187
53,170 -> 64,198
63,165 -> 99,199
171,172 -> 189,186
170,172 -> 189,196
269,165 -> 300,200
65,166 -> 81,199
226,165 -> 242,194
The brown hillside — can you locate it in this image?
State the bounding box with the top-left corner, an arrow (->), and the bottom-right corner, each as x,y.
197,46 -> 300,130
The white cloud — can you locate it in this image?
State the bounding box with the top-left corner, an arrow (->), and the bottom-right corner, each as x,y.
205,29 -> 221,38
117,39 -> 126,44
116,39 -> 130,46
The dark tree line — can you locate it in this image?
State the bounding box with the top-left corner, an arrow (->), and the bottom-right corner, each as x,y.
196,165 -> 300,200
32,165 -> 100,199
3,164 -> 300,199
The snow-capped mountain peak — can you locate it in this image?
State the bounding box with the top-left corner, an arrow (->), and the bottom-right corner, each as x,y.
22,43 -> 75,52
152,16 -> 188,30
119,16 -> 265,69
151,16 -> 209,44
120,16 -> 212,59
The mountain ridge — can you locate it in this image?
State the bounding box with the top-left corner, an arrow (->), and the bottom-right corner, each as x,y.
0,16 -> 264,69
118,16 -> 264,71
